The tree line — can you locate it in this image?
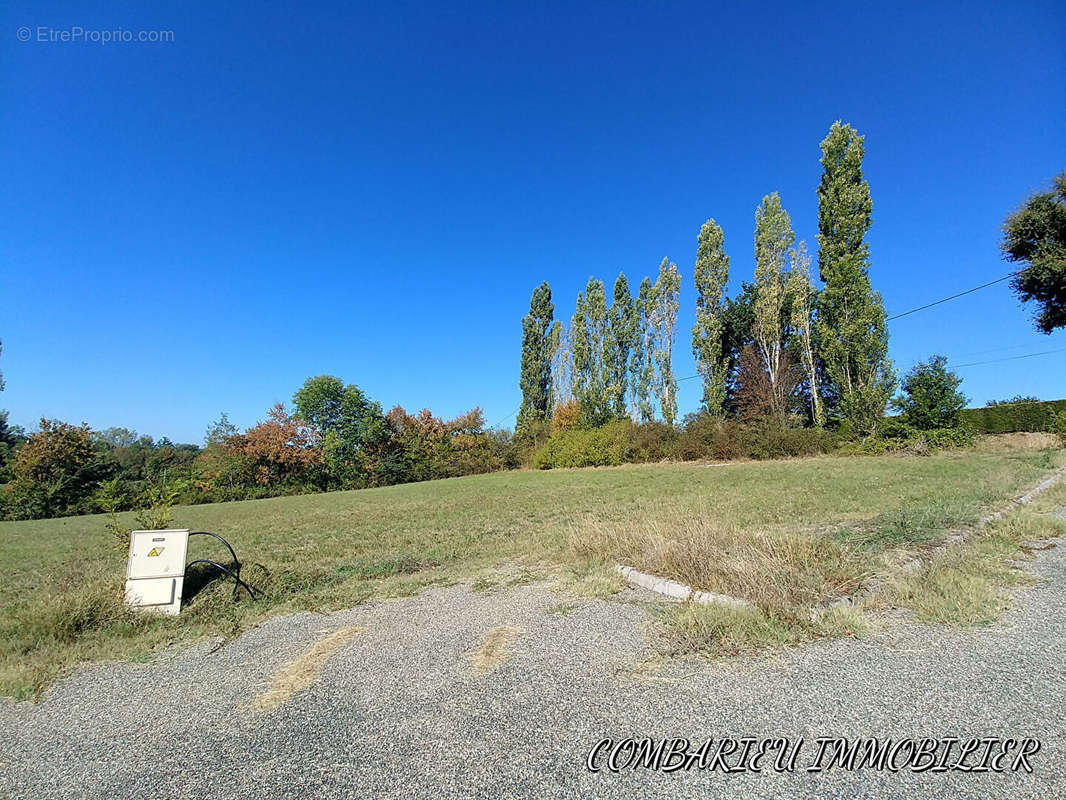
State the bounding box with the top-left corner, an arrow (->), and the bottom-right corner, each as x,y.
517,121 -> 897,442
0,374 -> 514,521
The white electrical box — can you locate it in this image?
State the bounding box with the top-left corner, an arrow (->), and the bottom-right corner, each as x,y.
125,529 -> 189,616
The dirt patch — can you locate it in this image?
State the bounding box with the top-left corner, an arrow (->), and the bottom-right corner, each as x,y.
469,625 -> 523,674
253,626 -> 363,711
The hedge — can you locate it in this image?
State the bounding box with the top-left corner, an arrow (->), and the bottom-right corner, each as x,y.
958,399 -> 1066,434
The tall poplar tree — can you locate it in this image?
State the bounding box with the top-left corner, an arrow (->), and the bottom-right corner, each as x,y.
786,242 -> 824,425
571,278 -> 610,426
548,320 -> 572,409
815,122 -> 895,434
650,258 -> 681,425
517,282 -> 554,431
607,273 -> 636,417
692,219 -> 730,415
753,193 -> 796,416
630,277 -> 656,422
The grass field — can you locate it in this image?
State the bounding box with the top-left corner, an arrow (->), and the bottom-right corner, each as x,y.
2,442 -> 1064,700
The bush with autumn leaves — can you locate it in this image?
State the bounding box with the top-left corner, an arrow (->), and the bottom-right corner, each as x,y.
0,375 -> 514,520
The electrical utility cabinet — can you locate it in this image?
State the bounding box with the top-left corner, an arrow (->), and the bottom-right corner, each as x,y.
125,529 -> 189,615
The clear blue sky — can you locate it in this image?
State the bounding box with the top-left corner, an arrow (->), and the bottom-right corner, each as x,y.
2,0 -> 1064,444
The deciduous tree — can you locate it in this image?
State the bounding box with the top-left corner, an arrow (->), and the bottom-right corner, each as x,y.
630,277 -> 656,422
548,320 -> 572,409
1002,172 -> 1066,333
4,419 -> 106,519
786,242 -> 824,425
571,278 -> 611,426
733,345 -> 800,424
650,259 -> 681,425
385,406 -> 502,481
229,404 -> 324,487
607,273 -> 636,417
293,375 -> 390,485
517,282 -> 555,430
814,121 -> 895,434
892,356 -> 967,430
692,219 -> 730,415
754,194 -> 796,417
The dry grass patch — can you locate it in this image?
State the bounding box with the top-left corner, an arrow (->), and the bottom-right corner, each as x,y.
557,563 -> 627,599
469,625 -> 523,674
651,601 -> 870,658
253,626 -> 363,711
882,510 -> 1065,626
569,503 -> 869,616
975,432 -> 1061,453
569,506 -> 878,657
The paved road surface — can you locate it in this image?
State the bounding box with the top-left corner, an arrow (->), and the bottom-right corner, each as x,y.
4,519 -> 1065,799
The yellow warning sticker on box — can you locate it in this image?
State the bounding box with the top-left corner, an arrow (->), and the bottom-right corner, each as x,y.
147,547 -> 164,557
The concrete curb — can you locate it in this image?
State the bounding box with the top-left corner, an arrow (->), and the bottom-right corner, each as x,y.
615,565 -> 755,611
616,467 -> 1066,621
978,466 -> 1066,527
813,465 -> 1066,618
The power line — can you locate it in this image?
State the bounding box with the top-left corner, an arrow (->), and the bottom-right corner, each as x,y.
671,346 -> 1063,392
490,404 -> 522,429
952,347 -> 1066,369
886,272 -> 1019,321
951,341 -> 1040,359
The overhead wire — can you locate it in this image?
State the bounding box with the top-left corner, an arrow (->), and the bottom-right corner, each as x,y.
885,271 -> 1021,321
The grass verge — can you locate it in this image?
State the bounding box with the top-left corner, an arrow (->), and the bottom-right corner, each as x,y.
881,509 -> 1066,625
0,443 -> 1062,698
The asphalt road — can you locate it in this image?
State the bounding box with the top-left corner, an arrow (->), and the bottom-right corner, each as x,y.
3,517 -> 1065,799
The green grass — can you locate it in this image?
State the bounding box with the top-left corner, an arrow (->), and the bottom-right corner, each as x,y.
882,509 -> 1066,625
1,447 -> 1062,699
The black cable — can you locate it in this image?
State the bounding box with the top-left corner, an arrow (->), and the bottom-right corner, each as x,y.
886,272 -> 1020,321
952,347 -> 1066,369
184,559 -> 259,600
185,531 -> 259,601
189,531 -> 240,566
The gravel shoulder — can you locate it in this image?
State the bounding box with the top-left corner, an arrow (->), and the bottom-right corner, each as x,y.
3,518 -> 1065,800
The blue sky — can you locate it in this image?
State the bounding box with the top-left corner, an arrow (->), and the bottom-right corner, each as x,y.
2,0 -> 1064,444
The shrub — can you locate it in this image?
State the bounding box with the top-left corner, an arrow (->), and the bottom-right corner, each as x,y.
876,417 -> 918,440
853,426 -> 975,455
675,413 -> 719,461
892,356 -> 966,430
1052,411 -> 1066,446
513,419 -> 550,466
959,398 -> 1066,434
551,401 -> 582,434
532,420 -> 636,469
675,415 -> 747,461
3,419 -> 111,519
920,427 -> 975,450
675,414 -> 834,462
741,420 -> 836,460
134,481 -> 178,530
632,421 -> 678,462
